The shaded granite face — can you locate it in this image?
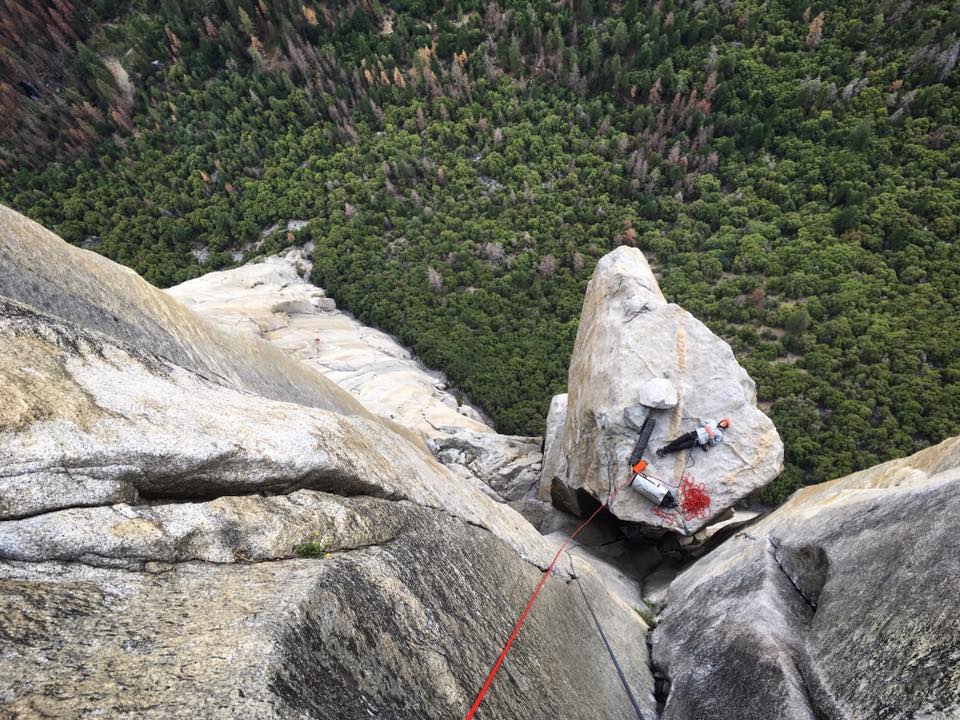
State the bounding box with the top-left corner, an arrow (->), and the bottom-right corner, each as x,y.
0,500 -> 655,720
540,393 -> 569,499
428,429 -> 543,503
652,436 -> 960,720
554,247 -> 783,533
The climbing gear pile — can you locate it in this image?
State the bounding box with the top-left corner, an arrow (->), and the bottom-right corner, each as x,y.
652,473 -> 712,527
627,417 -> 677,508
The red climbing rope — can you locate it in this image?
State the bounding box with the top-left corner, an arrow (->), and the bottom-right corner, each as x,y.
679,474 -> 711,519
463,475 -> 633,719
652,473 -> 712,527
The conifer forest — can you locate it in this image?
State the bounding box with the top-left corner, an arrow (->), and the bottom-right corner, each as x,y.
2,0 -> 959,500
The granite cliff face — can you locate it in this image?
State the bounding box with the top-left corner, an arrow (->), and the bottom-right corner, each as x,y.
4,202 -> 955,720
164,247 -> 551,524
165,250 -> 492,439
0,204 -> 655,719
160,236 -> 645,603
0,206 -> 363,417
653,436 -> 960,720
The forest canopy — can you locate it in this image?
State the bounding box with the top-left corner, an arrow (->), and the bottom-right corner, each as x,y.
1,0 -> 959,502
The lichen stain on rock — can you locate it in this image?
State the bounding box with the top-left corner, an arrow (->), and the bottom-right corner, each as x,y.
0,334 -> 101,433
0,578 -> 105,644
108,516 -> 165,541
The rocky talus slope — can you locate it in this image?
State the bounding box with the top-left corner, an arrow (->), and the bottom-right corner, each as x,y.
0,204 -> 654,719
653,436 -> 960,720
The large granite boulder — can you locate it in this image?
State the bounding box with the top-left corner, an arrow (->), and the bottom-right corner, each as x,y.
0,205 -> 656,718
652,435 -> 960,720
553,247 -> 783,532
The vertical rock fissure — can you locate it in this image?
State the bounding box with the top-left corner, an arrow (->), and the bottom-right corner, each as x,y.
767,537 -> 817,612
767,535 -> 829,612
646,632 -> 670,718
765,537 -> 845,720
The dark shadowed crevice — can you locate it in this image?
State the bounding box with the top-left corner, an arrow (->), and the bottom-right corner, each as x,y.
136,468 -> 406,505
765,537 -> 845,720
766,537 -> 829,611
648,637 -> 671,716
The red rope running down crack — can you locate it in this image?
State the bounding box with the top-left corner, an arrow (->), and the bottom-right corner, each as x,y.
463,475 -> 632,719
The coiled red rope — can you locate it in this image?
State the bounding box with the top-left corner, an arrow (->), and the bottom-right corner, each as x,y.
463,475 -> 633,719
652,473 -> 712,526
679,474 -> 712,519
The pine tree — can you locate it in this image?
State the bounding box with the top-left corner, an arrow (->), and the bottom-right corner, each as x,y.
237,7 -> 254,35
547,20 -> 562,53
586,38 -> 600,75
508,34 -> 522,75
612,19 -> 628,53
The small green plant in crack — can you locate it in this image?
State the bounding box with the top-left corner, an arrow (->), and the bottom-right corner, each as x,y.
292,541 -> 327,558
634,600 -> 658,629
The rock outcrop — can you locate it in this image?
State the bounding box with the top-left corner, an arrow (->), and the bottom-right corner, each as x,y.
0,297 -> 540,560
540,393 -> 569,498
652,435 -> 960,720
1,501 -> 649,720
167,248 -> 557,518
553,247 -> 783,532
167,249 -> 492,439
0,207 -> 363,417
428,429 -> 542,504
0,205 -> 655,718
